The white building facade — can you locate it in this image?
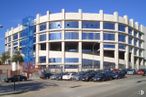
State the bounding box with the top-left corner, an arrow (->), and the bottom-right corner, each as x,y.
5,9 -> 146,72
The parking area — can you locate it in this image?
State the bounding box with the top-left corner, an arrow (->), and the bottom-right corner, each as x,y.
0,75 -> 146,97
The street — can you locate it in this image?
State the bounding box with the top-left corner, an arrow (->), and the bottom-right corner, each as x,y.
0,75 -> 146,97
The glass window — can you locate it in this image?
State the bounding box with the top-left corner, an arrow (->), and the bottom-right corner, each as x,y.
13,42 -> 18,46
33,37 -> 36,43
49,32 -> 61,40
128,37 -> 132,44
65,58 -> 79,63
65,65 -> 78,69
49,21 -> 62,29
82,21 -> 100,28
33,25 -> 36,33
134,39 -> 137,46
13,33 -> 18,40
128,27 -> 132,35
20,31 -> 27,38
40,43 -> 46,50
39,34 -> 46,41
139,33 -> 142,39
65,42 -> 78,52
39,56 -> 46,63
134,49 -> 138,55
134,31 -> 137,37
119,44 -> 126,49
118,24 -> 126,32
103,33 -> 115,40
8,36 -> 11,42
104,44 -> 115,48
48,65 -> 60,69
65,32 -> 79,39
103,22 -> 115,29
82,59 -> 100,69
139,41 -> 142,48
39,23 -> 46,31
49,58 -> 62,63
65,21 -> 78,28
82,32 -> 100,40
118,34 -> 125,42
20,39 -> 27,46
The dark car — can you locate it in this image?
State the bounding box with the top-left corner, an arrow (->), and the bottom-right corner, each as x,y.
50,73 -> 64,80
92,72 -> 111,81
142,69 -> 146,76
81,71 -> 96,81
4,75 -> 27,83
40,73 -> 52,79
72,72 -> 86,81
111,71 -> 125,79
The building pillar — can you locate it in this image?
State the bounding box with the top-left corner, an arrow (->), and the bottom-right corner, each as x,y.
46,11 -> 50,69
35,14 -> 40,65
78,9 -> 82,72
114,11 -> 119,69
124,15 -> 129,69
99,10 -> 104,70
130,19 -> 135,69
61,9 -> 65,72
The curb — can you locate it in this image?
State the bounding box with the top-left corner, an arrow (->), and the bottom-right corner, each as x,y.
0,90 -> 28,96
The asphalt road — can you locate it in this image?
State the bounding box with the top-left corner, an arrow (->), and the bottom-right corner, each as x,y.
1,75 -> 146,97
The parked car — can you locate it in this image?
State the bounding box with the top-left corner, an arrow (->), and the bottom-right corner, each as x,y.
126,69 -> 136,75
40,72 -> 52,79
81,71 -> 96,81
50,73 -> 64,80
111,70 -> 126,79
142,69 -> 146,76
92,71 -> 111,81
4,75 -> 27,83
137,69 -> 145,75
72,72 -> 86,81
62,73 -> 76,80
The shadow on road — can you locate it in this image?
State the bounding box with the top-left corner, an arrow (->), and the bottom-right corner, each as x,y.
0,80 -> 58,93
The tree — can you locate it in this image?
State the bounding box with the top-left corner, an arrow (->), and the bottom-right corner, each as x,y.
0,51 -> 10,65
12,51 -> 24,63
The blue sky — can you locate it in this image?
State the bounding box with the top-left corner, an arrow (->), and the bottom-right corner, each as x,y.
0,0 -> 146,54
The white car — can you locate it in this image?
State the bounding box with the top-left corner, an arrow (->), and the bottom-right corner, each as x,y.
62,73 -> 75,80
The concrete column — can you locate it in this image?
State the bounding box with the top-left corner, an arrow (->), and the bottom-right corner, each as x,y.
114,11 -> 119,69
99,10 -> 104,70
46,11 -> 50,68
124,15 -> 129,69
136,58 -> 139,70
61,9 -> 65,72
131,48 -> 135,69
130,19 -> 135,69
78,9 -> 82,72
35,14 -> 40,65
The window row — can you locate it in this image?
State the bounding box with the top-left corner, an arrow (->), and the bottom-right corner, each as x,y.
38,21 -> 134,32
39,57 -> 79,63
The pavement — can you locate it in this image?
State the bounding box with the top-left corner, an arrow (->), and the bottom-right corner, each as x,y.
0,75 -> 146,97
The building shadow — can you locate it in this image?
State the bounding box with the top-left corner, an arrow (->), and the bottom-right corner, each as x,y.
0,80 -> 58,93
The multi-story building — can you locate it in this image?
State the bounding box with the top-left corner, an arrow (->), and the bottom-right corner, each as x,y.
5,9 -> 146,72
